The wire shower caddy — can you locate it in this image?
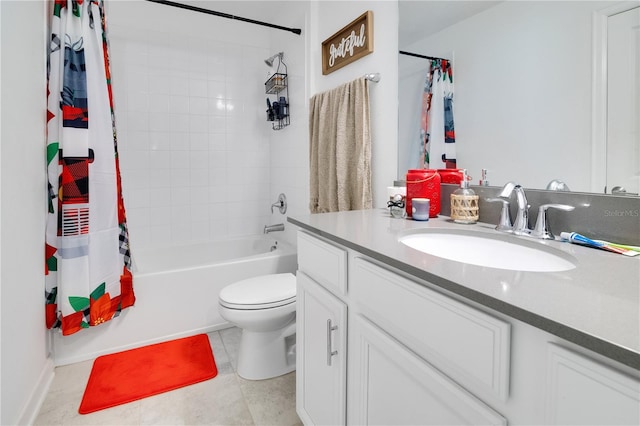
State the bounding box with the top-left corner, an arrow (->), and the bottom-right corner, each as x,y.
264,54 -> 290,130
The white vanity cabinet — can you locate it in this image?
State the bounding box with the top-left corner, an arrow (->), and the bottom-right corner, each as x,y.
296,232 -> 348,426
295,230 -> 640,426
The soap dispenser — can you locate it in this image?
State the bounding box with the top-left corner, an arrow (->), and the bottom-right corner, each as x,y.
450,169 -> 479,224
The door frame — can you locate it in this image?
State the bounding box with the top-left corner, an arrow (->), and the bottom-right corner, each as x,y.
591,2 -> 639,193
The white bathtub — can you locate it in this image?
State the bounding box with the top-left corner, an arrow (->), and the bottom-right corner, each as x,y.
53,235 -> 298,366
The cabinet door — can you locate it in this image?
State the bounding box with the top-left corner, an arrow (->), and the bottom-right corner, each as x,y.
296,271 -> 347,426
546,343 -> 640,425
348,315 -> 507,426
352,257 -> 511,400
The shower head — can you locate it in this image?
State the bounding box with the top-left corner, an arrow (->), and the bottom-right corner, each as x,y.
264,52 -> 284,67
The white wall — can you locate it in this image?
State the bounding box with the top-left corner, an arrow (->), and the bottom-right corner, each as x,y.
111,0 -> 398,247
0,2 -> 54,425
400,1 -> 611,191
108,1 -> 284,250
310,1 -> 399,209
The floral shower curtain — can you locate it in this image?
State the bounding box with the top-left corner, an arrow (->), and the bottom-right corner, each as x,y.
45,0 -> 134,335
419,59 -> 457,169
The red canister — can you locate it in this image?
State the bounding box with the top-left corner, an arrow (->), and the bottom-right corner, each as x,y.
406,169 -> 441,218
437,169 -> 464,184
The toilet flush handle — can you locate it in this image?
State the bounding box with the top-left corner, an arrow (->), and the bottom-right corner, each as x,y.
326,319 -> 338,366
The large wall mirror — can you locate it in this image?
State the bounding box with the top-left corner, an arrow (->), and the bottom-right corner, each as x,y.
398,1 -> 639,196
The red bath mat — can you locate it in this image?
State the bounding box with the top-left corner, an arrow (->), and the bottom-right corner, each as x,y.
79,334 -> 218,414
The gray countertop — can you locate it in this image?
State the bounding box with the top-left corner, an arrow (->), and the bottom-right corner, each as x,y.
288,209 -> 640,370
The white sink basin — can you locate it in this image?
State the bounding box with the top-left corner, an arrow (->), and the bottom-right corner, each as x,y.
399,230 -> 576,272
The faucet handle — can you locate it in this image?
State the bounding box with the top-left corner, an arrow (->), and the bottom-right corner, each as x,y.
532,204 -> 575,240
486,198 -> 513,232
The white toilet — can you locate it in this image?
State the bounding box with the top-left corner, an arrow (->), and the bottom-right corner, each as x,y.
218,273 -> 297,380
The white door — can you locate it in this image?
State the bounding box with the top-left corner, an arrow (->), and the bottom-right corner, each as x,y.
296,271 -> 347,426
607,6 -> 640,194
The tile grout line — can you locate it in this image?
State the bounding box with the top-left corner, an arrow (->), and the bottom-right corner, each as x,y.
216,329 -> 259,426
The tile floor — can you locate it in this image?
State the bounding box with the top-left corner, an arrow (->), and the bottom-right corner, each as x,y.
34,328 -> 302,425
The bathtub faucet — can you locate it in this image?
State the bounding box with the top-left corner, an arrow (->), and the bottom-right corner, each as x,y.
264,223 -> 285,234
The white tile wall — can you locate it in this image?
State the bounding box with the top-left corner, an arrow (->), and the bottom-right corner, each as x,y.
105,1 -> 309,251
108,12 -> 278,250
267,30 -> 311,245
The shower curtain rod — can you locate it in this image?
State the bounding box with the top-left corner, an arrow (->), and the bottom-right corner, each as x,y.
399,50 -> 447,61
144,0 -> 302,35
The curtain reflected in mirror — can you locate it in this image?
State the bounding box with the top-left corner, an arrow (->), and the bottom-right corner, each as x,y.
398,1 -> 639,195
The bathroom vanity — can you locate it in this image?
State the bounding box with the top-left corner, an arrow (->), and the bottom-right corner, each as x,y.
289,210 -> 640,426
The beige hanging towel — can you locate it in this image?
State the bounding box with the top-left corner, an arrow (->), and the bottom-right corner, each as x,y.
309,77 -> 372,213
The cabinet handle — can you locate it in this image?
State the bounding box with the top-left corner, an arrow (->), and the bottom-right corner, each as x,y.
326,319 -> 338,366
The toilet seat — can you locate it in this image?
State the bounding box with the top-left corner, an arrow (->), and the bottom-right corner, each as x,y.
219,273 -> 296,310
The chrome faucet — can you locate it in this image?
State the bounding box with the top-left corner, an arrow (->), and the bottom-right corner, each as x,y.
495,182 -> 530,235
531,204 -> 575,240
512,185 -> 530,235
264,223 -> 284,234
491,182 -> 574,239
485,197 -> 512,232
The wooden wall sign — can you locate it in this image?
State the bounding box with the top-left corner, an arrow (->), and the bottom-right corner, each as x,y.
322,11 -> 373,75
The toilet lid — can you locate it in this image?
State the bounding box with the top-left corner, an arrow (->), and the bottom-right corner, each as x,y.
219,273 -> 296,310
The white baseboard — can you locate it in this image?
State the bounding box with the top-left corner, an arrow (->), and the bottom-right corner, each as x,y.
17,357 -> 55,426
